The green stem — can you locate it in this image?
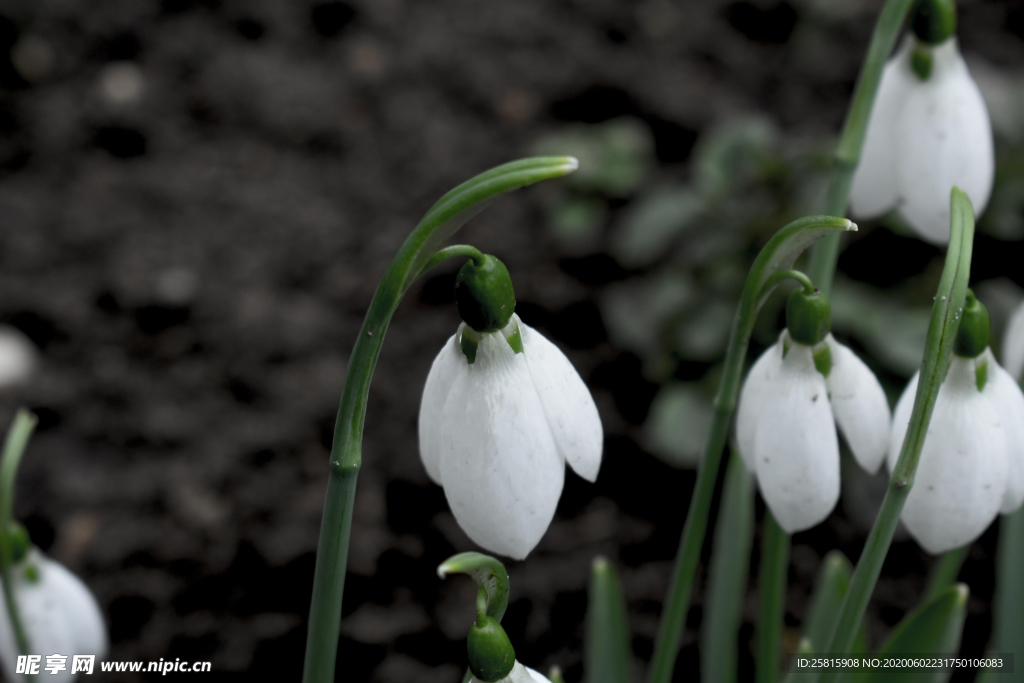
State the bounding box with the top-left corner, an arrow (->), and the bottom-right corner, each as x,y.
988,508 -> 1024,680
806,0 -> 916,296
762,269 -> 816,295
420,244 -> 487,274
646,215 -> 855,683
922,546 -> 968,604
301,157 -> 578,683
0,409 -> 37,661
757,513 -> 790,683
816,190 -> 975,683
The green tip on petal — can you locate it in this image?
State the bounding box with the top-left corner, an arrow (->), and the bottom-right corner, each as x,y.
912,48 -> 933,80
786,288 -> 832,346
953,289 -> 990,359
910,0 -> 957,44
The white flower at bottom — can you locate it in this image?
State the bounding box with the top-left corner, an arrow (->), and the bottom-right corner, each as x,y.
0,549 -> 108,682
419,314 -> 603,560
888,348 -> 1024,554
849,35 -> 994,244
471,661 -> 552,683
736,331 -> 891,533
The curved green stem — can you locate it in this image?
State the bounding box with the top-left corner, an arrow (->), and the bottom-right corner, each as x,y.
816,189 -> 975,683
420,244 -> 487,275
761,269 -> 816,297
806,0 -> 916,296
301,157 -> 577,683
0,409 -> 37,660
646,215 -> 856,683
437,552 -> 510,622
757,513 -> 790,683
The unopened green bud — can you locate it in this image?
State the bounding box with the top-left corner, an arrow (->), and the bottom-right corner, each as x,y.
786,289 -> 832,346
910,0 -> 956,45
953,289 -> 989,359
467,615 -> 516,682
455,255 -> 516,333
2,521 -> 29,565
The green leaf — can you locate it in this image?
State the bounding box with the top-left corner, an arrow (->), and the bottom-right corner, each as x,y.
586,557 -> 632,683
437,552 -> 510,622
702,451 -> 754,683
864,584 -> 968,683
979,507 -> 1024,683
757,512 -> 790,683
803,551 -> 854,652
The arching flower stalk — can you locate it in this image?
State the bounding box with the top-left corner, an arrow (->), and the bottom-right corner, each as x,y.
889,290 -> 1024,553
849,0 -> 994,244
419,253 -> 602,560
737,282 -> 891,532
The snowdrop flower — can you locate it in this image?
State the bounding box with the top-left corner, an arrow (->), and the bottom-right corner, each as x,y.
470,662 -> 552,683
889,291 -> 1024,553
0,326 -> 37,389
849,0 -> 994,244
419,253 -> 602,559
0,544 -> 107,682
1002,299 -> 1024,382
736,286 -> 891,533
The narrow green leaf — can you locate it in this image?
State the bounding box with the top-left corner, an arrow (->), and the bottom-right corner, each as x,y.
757,512 -> 790,683
922,546 -> 968,605
702,451 -> 754,683
437,552 -> 510,622
979,508 -> 1024,683
586,557 -> 632,683
864,584 -> 968,683
803,551 -> 853,652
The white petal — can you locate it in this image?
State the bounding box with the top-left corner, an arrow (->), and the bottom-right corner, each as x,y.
438,331 -> 564,560
518,318 -> 603,482
0,552 -> 107,683
887,372 -> 920,473
0,326 -> 37,389
850,37 -> 915,220
1001,300 -> 1024,382
896,39 -> 994,244
981,350 -> 1024,513
899,356 -> 1008,554
736,335 -> 785,473
472,661 -> 553,683
824,335 -> 892,474
418,331 -> 467,485
753,342 -> 840,533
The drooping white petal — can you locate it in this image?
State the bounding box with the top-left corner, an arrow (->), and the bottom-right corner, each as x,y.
418,331 -> 469,485
518,317 -> 603,483
982,350 -> 1024,513
438,331 -> 564,560
1001,300 -> 1024,382
0,551 -> 107,683
0,326 -> 37,389
898,356 -> 1009,554
824,335 -> 892,474
753,341 -> 840,533
735,335 -> 785,473
887,371 -> 920,472
896,38 -> 994,244
471,661 -> 553,683
850,37 -> 916,220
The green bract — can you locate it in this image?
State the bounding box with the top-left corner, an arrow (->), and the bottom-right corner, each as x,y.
953,289 -> 989,358
455,254 -> 517,333
467,615 -> 516,681
786,289 -> 832,346
910,0 -> 956,44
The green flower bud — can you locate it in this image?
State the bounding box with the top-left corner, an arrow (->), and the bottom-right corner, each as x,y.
910,0 -> 956,45
786,289 -> 832,346
954,289 -> 989,359
2,521 -> 29,565
467,615 -> 516,682
455,255 -> 516,333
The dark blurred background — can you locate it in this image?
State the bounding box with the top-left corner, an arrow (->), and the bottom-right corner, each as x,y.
3,0 -> 1024,680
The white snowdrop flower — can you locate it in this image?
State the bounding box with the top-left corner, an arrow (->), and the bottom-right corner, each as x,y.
888,291 -> 1024,553
0,549 -> 108,682
1001,299 -> 1024,382
850,24 -> 994,244
0,326 -> 37,389
470,661 -> 552,683
736,288 -> 891,533
418,253 -> 602,560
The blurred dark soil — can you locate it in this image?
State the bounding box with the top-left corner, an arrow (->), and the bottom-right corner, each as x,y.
0,0 -> 1022,681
